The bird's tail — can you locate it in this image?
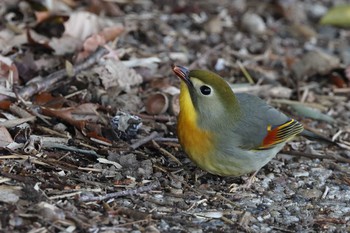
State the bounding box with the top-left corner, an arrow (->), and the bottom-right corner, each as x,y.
300,130 -> 339,147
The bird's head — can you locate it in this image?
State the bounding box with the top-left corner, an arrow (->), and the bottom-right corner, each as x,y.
172,65 -> 240,128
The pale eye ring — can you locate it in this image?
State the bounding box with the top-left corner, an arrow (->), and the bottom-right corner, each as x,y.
200,85 -> 212,95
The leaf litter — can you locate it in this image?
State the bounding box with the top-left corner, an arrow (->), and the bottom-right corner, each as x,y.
0,0 -> 350,232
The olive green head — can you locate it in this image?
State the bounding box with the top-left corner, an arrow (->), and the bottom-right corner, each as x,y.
172,65 -> 241,128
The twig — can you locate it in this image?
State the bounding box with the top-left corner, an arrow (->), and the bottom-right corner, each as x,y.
333,87 -> 350,94
79,181 -> 160,202
44,143 -> 100,158
135,113 -> 176,122
321,186 -> 329,199
18,47 -> 108,100
280,150 -> 350,164
332,130 -> 343,141
0,116 -> 36,128
237,61 -> 254,84
151,140 -> 182,165
130,131 -> 160,150
214,193 -> 238,207
154,137 -> 179,143
13,91 -> 53,126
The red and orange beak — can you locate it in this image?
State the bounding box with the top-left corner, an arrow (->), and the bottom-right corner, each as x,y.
172,65 -> 193,87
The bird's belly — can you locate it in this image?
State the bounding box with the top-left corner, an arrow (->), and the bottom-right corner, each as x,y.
210,144 -> 285,176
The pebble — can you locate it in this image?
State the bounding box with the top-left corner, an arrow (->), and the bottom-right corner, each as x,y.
241,12 -> 266,35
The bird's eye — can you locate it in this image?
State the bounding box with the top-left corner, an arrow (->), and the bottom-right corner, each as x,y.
200,85 -> 212,95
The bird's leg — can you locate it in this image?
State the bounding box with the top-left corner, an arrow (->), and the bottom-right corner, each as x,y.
240,170 -> 260,190
228,170 -> 259,192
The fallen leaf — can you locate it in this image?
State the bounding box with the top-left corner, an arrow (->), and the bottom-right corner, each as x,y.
41,103 -> 100,130
93,59 -> 143,92
0,126 -> 14,148
291,105 -> 335,123
320,4 -> 350,27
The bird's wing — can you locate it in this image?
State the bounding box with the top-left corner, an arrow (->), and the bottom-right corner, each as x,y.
234,93 -> 304,150
257,118 -> 303,149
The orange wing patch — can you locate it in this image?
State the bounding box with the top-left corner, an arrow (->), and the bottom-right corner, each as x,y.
258,119 -> 304,150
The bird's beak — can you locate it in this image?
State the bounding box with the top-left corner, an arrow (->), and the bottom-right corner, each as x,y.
172,65 -> 193,87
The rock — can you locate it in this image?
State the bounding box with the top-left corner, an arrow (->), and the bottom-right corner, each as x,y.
241,12 -> 266,35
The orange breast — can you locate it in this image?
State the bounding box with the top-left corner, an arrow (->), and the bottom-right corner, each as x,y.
177,82 -> 214,167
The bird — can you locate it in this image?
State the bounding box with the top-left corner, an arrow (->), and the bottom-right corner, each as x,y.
171,65 -> 335,177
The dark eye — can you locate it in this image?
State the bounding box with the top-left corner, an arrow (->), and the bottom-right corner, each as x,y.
200,85 -> 211,95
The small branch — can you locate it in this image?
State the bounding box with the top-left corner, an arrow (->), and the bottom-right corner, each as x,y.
130,131 -> 160,150
80,181 -> 160,202
154,137 -> 179,143
135,113 -> 176,122
151,140 -> 182,165
18,47 -> 108,100
237,61 -> 254,84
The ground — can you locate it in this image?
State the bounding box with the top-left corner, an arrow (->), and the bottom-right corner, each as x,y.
0,0 -> 350,232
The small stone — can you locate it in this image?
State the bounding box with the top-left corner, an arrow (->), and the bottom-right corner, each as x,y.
241,12 -> 266,35
293,171 -> 309,177
299,188 -> 322,199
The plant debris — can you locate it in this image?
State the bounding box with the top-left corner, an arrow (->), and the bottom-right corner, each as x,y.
0,0 -> 350,232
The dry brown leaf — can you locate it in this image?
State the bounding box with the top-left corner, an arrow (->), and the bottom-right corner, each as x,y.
41,103 -> 100,130
33,92 -> 65,108
0,126 -> 14,148
100,26 -> 124,42
76,25 -> 124,61
94,59 -> 143,93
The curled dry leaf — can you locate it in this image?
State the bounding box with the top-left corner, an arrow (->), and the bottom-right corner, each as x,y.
77,25 -> 124,61
169,94 -> 180,116
145,92 -> 169,115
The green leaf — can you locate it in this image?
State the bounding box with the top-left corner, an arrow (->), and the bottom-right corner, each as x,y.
320,4 -> 350,27
291,105 -> 334,124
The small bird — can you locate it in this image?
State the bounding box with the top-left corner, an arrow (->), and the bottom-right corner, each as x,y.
172,65 -> 333,177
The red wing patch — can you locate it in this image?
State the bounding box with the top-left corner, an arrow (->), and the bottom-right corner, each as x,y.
258,119 -> 304,150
